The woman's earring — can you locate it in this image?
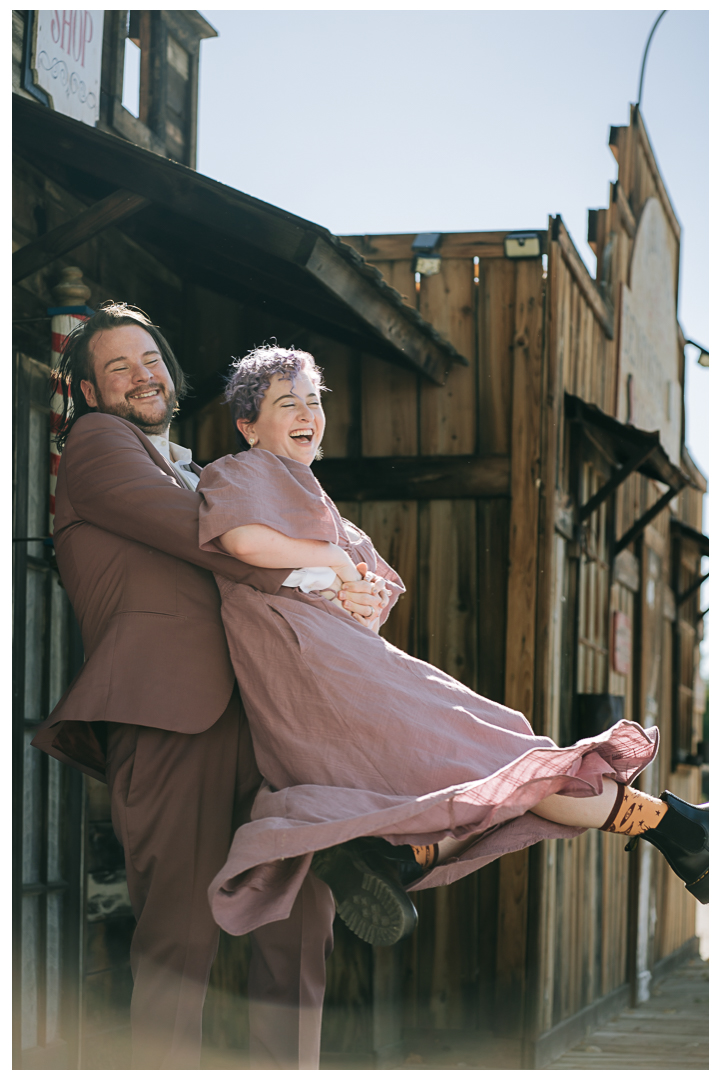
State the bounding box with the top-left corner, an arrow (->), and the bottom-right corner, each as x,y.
248,437 -> 255,448
314,445 -> 323,461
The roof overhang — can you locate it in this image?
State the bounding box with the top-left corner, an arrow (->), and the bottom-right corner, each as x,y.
565,394 -> 690,492
565,393 -> 694,557
13,94 -> 466,386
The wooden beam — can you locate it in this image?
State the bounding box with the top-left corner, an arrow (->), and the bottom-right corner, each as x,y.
305,237 -> 467,384
612,182 -> 637,239
578,444 -> 655,522
553,218 -> 614,339
12,189 -> 150,283
632,107 -> 682,242
677,573 -> 709,608
671,519 -> 709,556
613,486 -> 680,556
312,454 -> 509,502
134,217 -> 445,379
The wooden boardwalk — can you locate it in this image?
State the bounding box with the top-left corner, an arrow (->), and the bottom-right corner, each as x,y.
383,956 -> 709,1071
201,955 -> 708,1070
546,956 -> 709,1070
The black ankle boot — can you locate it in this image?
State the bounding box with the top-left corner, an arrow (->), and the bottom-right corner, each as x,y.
312,839 -> 419,947
640,791 -> 709,904
352,837 -> 428,886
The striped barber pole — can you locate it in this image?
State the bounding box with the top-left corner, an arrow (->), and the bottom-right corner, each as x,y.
49,308 -> 92,534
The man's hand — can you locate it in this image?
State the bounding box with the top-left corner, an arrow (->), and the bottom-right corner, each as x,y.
339,562 -> 391,630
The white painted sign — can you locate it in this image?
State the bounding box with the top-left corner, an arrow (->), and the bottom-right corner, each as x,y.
616,196 -> 682,466
32,11 -> 104,127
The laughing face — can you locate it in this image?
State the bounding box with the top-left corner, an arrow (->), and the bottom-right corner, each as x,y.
237,369 -> 325,465
80,324 -> 177,435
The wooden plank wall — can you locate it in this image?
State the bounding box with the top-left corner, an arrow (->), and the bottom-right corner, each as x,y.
170,236 -> 523,1054
305,234 -> 525,1043
532,103 -> 705,1040
180,206 -> 704,1048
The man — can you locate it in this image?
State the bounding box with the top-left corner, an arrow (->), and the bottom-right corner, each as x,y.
31,301 -> 387,1069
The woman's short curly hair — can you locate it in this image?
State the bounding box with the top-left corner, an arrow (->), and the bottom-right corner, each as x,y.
224,344 -> 326,448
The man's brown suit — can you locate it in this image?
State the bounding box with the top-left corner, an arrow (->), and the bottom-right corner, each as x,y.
32,412 -> 335,1068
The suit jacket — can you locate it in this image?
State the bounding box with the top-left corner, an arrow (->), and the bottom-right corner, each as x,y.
31,412 -> 288,780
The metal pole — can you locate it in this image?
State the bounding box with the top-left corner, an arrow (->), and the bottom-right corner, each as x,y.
637,10 -> 667,109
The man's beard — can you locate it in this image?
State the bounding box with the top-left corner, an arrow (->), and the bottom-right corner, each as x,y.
93,383 -> 178,434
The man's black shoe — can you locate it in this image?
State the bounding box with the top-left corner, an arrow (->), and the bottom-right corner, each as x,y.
312,839 -> 419,947
640,791 -> 709,904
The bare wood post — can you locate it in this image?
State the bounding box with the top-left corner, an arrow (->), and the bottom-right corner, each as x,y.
494,258 -> 544,1037
526,223 -> 562,1049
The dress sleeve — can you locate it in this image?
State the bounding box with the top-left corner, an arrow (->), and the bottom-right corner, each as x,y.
198,450 -> 340,551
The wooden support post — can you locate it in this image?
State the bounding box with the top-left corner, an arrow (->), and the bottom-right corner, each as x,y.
495,258 -> 544,1037
12,189 -> 150,283
526,226 -> 560,1049
504,261 -> 544,717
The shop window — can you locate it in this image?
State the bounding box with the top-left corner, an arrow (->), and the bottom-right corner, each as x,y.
121,12 -> 149,124
121,19 -> 141,117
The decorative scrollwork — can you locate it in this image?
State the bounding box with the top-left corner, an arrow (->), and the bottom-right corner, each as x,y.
36,50 -> 96,109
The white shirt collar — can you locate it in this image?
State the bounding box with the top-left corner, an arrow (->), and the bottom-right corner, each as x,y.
147,432 -> 193,465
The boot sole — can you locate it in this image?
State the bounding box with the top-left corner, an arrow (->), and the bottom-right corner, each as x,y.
685,868 -> 709,905
312,846 -> 418,947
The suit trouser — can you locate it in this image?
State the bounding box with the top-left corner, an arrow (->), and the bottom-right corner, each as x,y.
105,689 -> 335,1069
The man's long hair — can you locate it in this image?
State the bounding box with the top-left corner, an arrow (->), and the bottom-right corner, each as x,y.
53,301 -> 188,450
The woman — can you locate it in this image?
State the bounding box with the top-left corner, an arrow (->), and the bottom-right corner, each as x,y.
198,346 -> 708,947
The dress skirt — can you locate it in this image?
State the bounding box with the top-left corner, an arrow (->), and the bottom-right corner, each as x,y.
196,450 -> 658,937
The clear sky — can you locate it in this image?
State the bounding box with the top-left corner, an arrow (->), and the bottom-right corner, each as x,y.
196,6 -> 709,486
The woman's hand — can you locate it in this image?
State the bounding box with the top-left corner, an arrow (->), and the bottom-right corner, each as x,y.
339,562 -> 389,631
218,524 -> 385,627
329,548 -> 362,584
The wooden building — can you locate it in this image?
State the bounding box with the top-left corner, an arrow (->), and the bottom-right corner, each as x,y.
13,8 -> 706,1070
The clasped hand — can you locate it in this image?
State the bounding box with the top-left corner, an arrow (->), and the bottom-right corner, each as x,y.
336,562 -> 390,630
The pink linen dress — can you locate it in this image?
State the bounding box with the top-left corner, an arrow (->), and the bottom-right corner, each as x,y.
198,450 -> 658,937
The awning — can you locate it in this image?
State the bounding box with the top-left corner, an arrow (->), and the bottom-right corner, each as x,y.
565,393 -> 693,555
12,94 -> 467,387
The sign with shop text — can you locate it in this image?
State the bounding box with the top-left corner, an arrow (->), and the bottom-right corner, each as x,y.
31,11 -> 104,126
616,196 -> 682,466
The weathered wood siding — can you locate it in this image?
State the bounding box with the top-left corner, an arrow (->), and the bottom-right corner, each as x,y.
531,104 -> 704,1041
304,240 -> 522,1047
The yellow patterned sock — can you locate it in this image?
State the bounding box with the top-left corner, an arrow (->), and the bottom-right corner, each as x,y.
410,844 -> 439,869
600,785 -> 668,836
